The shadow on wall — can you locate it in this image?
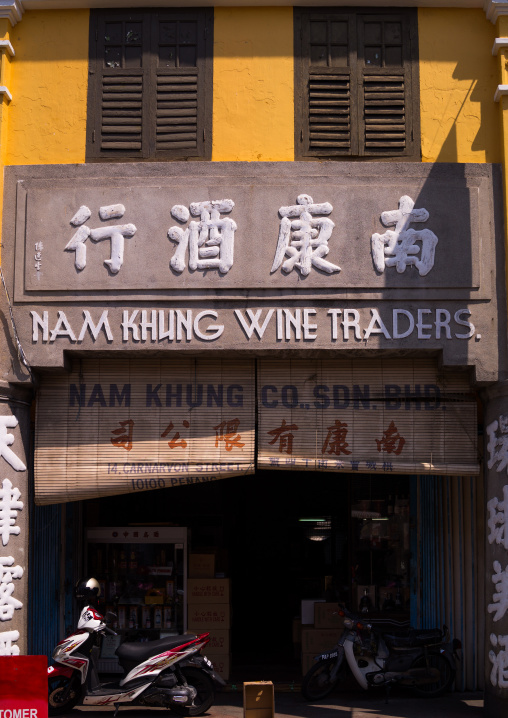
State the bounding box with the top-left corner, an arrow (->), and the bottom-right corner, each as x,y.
418,8 -> 500,164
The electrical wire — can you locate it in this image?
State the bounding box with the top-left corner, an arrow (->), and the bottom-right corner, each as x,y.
0,265 -> 35,384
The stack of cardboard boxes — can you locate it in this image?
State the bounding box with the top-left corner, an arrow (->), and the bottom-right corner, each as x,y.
300,603 -> 342,674
187,553 -> 231,681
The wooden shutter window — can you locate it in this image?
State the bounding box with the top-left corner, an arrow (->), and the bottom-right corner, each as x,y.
154,14 -> 205,158
87,9 -> 212,161
295,8 -> 419,161
88,13 -> 150,159
358,15 -> 412,157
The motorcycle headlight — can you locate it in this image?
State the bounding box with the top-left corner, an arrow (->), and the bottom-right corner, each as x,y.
344,618 -> 354,628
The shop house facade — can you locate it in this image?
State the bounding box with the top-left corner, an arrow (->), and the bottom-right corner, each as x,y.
1,1 -> 508,716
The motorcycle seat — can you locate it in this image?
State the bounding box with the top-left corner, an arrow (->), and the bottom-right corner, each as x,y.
116,634 -> 198,664
384,628 -> 443,649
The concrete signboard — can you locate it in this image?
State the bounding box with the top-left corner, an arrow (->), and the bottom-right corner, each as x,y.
1,162 -> 505,381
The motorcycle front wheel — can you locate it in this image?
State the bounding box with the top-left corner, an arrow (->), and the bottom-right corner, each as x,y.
410,652 -> 455,698
301,658 -> 340,700
170,667 -> 215,716
48,674 -> 80,716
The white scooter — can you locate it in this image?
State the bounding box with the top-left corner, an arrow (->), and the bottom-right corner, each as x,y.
48,579 -> 224,717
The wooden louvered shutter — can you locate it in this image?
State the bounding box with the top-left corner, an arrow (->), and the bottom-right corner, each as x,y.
87,9 -> 212,161
295,8 -> 419,160
298,13 -> 358,157
357,14 -> 415,157
88,12 -> 151,159
151,11 -> 211,159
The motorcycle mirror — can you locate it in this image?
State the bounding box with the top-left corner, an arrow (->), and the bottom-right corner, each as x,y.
105,611 -> 117,623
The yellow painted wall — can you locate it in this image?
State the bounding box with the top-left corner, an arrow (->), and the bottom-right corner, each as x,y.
212,7 -> 294,161
418,8 -> 500,163
5,9 -> 88,166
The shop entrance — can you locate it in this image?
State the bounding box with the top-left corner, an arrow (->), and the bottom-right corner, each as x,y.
84,471 -> 412,679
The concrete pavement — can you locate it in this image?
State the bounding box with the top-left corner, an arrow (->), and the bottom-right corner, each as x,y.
72,689 -> 484,718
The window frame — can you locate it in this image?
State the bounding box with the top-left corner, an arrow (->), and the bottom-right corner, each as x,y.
294,7 -> 421,161
86,8 -> 213,162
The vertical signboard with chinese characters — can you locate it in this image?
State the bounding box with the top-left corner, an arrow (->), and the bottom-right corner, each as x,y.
257,358 -> 478,475
0,405 -> 28,656
485,396 -> 508,701
34,358 -> 255,505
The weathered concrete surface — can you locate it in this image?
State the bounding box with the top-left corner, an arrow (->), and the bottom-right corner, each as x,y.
70,690 -> 484,718
2,162 -> 506,382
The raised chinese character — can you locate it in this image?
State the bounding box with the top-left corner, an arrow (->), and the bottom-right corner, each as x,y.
0,479 -> 23,548
322,420 -> 351,456
110,419 -> 134,452
488,560 -> 508,622
168,200 -> 236,274
65,204 -> 136,274
271,194 -> 339,276
267,420 -> 299,455
382,462 -> 394,471
371,195 -> 438,276
376,421 -> 406,455
488,485 -> 508,550
366,461 -> 377,470
0,630 -> 20,655
487,416 -> 508,474
0,417 -> 26,472
161,420 -> 190,449
0,556 -> 23,622
490,634 -> 508,688
214,419 -> 245,452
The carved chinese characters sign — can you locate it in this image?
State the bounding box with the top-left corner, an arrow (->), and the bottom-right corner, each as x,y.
0,414 -> 25,656
13,170 -> 482,297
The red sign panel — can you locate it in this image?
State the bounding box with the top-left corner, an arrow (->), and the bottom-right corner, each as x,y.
0,656 -> 48,718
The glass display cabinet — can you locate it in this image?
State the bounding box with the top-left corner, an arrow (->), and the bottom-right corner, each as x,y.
86,526 -> 187,672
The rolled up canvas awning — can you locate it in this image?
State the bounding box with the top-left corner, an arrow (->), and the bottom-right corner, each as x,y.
35,358 -> 255,505
257,358 -> 479,476
35,357 -> 479,505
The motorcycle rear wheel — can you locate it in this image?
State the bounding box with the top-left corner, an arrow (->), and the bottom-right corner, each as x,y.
48,675 -> 80,716
301,658 -> 340,701
410,652 -> 455,698
170,667 -> 215,716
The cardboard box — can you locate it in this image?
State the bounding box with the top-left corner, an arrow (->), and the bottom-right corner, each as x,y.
301,627 -> 342,654
187,578 -> 230,604
206,653 -> 231,681
187,603 -> 231,629
243,681 -> 274,718
189,553 -> 215,578
206,629 -> 230,654
301,599 -> 325,624
314,603 -> 341,629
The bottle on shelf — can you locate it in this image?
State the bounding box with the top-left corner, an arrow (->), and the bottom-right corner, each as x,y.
153,606 -> 162,629
142,606 -> 152,629
359,587 -> 372,614
163,604 -> 172,629
395,588 -> 403,610
128,606 -> 138,629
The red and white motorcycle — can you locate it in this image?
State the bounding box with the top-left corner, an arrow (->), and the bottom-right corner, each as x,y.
48,600 -> 224,716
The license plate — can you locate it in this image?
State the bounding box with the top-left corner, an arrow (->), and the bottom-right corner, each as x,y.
319,651 -> 338,660
203,656 -> 213,668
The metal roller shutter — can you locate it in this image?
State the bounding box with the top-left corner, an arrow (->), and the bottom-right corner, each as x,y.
417,475 -> 485,691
